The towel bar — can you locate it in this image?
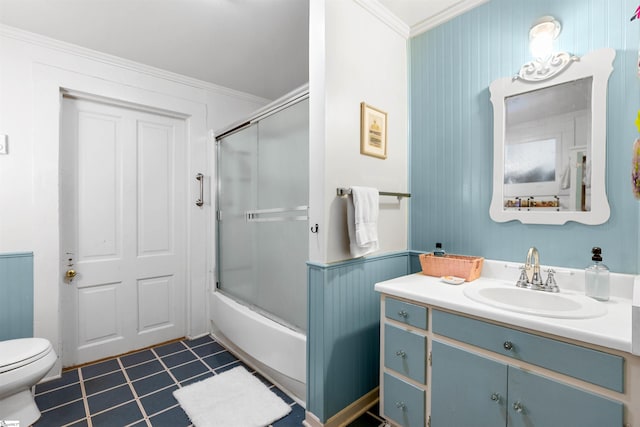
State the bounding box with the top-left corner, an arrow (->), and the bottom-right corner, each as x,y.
336,187 -> 411,198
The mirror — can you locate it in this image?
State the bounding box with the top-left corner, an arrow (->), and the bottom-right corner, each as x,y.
489,48 -> 615,225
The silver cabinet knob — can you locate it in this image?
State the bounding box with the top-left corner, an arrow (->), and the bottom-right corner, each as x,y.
396,402 -> 406,410
513,401 -> 524,413
395,350 -> 407,358
503,341 -> 514,351
398,310 -> 408,318
490,393 -> 501,402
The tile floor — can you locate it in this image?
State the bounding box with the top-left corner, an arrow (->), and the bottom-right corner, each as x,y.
33,335 -> 386,427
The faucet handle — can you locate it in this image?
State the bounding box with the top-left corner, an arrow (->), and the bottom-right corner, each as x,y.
544,269 -> 559,293
516,265 -> 529,288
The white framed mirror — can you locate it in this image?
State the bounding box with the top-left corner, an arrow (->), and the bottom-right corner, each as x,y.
489,48 -> 615,225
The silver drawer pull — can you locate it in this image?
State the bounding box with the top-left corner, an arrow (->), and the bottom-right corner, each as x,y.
397,310 -> 408,318
395,350 -> 407,358
396,401 -> 406,410
490,392 -> 501,402
513,401 -> 524,413
503,341 -> 514,351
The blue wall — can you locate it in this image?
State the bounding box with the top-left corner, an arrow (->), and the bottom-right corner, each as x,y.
410,0 -> 640,273
306,252 -> 412,422
0,252 -> 34,340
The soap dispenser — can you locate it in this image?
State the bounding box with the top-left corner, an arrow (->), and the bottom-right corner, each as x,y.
434,242 -> 446,257
585,247 -> 610,301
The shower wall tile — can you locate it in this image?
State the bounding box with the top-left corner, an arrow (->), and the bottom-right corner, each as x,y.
306,252 -> 410,422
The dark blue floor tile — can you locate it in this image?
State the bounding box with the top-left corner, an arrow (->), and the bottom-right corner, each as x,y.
202,350 -> 238,370
36,369 -> 80,394
139,385 -> 179,417
149,405 -> 191,427
35,383 -> 83,411
272,403 -> 304,427
161,349 -> 197,368
120,349 -> 156,367
83,370 -> 127,396
184,335 -> 214,347
215,360 -> 250,374
347,412 -> 384,427
90,401 -> 143,427
179,371 -> 214,387
270,385 -> 295,405
170,360 -> 209,381
87,384 -> 135,415
154,340 -> 188,357
33,400 -> 86,427
66,419 -> 89,427
132,371 -> 176,397
125,359 -> 164,380
81,358 -> 120,380
191,341 -> 225,357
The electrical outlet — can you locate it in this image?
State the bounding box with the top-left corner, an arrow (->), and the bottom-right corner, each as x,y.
0,135 -> 7,154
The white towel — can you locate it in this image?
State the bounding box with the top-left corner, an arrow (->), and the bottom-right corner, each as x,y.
347,186 -> 379,257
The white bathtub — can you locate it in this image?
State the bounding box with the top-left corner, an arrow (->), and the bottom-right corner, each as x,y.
209,291 -> 306,403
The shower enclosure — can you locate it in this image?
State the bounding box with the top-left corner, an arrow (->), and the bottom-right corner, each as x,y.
211,86 -> 308,400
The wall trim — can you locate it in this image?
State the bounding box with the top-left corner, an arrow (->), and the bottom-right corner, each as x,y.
409,0 -> 489,37
353,0 -> 410,39
307,250 -> 410,270
0,24 -> 270,104
304,388 -> 379,427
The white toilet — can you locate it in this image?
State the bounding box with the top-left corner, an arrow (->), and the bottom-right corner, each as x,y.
0,338 -> 57,425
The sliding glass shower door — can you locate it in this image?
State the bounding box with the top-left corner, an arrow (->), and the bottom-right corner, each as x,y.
217,98 -> 309,332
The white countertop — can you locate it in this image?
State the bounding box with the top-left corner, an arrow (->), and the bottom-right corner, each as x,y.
375,260 -> 639,355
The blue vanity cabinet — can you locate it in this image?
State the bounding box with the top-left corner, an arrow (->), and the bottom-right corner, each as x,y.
431,340 -> 508,427
430,310 -> 624,427
381,297 -> 428,427
431,340 -> 623,427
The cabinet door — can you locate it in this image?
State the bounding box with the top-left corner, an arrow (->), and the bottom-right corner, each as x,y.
508,367 -> 623,427
431,340 -> 507,427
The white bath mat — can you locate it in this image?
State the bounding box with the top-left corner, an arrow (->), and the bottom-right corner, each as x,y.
172,366 -> 291,427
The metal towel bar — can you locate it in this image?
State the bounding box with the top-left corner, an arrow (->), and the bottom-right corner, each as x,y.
336,187 -> 411,198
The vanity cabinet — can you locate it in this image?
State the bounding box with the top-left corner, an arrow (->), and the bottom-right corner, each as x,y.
379,297 -> 627,427
431,340 -> 624,427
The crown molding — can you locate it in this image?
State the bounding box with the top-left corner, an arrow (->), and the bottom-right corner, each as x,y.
0,24 -> 271,104
410,0 -> 489,37
353,0 -> 410,39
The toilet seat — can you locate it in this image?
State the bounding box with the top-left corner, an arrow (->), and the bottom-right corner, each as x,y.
0,338 -> 54,374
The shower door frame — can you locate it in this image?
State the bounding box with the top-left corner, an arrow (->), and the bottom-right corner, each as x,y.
215,87 -> 309,332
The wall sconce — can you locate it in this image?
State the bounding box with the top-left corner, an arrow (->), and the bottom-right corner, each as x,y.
517,16 -> 577,82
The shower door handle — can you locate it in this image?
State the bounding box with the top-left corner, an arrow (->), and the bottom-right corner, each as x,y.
195,173 -> 204,207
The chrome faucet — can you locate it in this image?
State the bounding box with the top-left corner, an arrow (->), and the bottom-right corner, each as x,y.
516,247 -> 559,292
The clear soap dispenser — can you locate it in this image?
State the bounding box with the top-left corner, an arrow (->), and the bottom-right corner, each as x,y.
585,247 -> 610,301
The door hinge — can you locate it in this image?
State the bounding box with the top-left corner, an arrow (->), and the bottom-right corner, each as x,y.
217,210 -> 222,221
428,351 -> 432,366
428,415 -> 431,427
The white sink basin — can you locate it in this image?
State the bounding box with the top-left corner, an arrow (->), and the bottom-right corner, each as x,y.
463,281 -> 608,319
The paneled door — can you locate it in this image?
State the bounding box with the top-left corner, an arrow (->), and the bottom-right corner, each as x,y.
60,95 -> 187,366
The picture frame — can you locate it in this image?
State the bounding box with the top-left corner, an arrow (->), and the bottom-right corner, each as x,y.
360,102 -> 387,159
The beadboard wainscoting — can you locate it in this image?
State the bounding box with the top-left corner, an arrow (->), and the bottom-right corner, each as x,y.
306,252 -> 416,425
0,252 -> 34,340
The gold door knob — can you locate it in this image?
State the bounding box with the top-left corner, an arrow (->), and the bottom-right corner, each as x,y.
65,269 -> 77,279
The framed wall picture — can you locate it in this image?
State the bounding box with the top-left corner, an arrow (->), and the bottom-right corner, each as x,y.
360,102 -> 387,159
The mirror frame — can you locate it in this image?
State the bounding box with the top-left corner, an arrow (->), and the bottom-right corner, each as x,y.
489,48 -> 615,225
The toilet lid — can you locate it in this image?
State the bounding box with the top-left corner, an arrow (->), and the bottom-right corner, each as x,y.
0,338 -> 53,373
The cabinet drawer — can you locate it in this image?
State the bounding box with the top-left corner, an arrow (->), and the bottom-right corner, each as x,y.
385,297 -> 428,330
383,372 -> 425,427
384,324 -> 427,383
432,310 -> 624,392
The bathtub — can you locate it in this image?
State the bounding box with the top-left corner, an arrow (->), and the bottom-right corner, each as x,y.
209,291 -> 306,403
